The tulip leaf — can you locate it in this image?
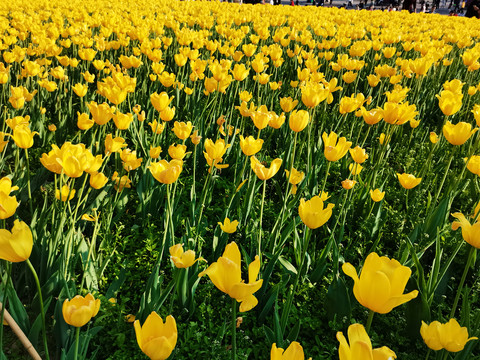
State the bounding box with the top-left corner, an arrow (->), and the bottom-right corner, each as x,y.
286,320 -> 301,343
325,275 -> 351,321
2,282 -> 30,334
28,296 -> 52,348
105,266 -> 126,299
278,256 -> 297,276
258,283 -> 281,324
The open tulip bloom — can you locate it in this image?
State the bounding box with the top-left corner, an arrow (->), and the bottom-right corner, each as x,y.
343,252 -> 418,314
199,242 -> 262,312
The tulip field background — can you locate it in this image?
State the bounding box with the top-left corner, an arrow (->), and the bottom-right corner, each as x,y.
2,0 -> 480,358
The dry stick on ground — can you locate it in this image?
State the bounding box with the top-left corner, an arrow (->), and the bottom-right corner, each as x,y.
0,302 -> 42,360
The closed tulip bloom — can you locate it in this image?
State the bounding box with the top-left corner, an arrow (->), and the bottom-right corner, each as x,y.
89,172 -> 108,189
218,217 -> 239,233
232,64 -> 249,81
337,323 -> 396,360
148,159 -> 183,184
301,82 -> 328,108
342,179 -> 357,189
72,83 -> 88,97
271,342 -> 310,360
134,312 -> 177,360
442,121 -> 477,146
168,144 -> 187,160
0,177 -> 18,219
199,242 -> 263,312
466,156 -> 480,176
150,92 -> 173,112
472,104 -> 480,127
250,105 -> 272,130
280,97 -> 298,113
251,157 -> 282,181
370,189 -> 385,202
397,173 -> 422,189
113,112 -> 134,130
299,196 -> 335,229
322,132 -> 352,162
55,185 -> 75,201
160,107 -> 175,122
239,135 -> 263,156
436,90 -> 463,116
421,319 -> 477,352
11,125 -> 38,149
169,244 -> 203,268
451,212 -> 480,248
77,112 -> 94,130
62,293 -> 100,327
0,220 -> 32,262
289,110 -> 309,132
349,146 -> 368,164
172,121 -> 193,140
342,252 -> 418,314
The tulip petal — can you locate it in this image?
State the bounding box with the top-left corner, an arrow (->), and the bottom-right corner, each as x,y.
283,341 -> 305,360
347,323 -> 372,350
223,242 -> 241,268
357,270 -> 391,313
248,256 -> 261,284
381,290 -> 418,314
350,340 -> 373,360
336,331 -> 351,360
230,280 -> 263,301
142,336 -> 175,360
372,346 -> 397,360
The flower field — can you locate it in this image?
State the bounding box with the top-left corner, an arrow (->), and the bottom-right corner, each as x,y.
1,0 -> 480,358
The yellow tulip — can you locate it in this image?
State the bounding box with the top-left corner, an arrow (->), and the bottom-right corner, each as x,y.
218,217 -> 239,233
190,130 -> 202,145
148,159 -> 183,184
72,83 -> 88,97
62,293 -> 100,327
370,189 -> 385,202
430,132 -> 439,144
105,134 -> 127,155
77,112 -> 94,130
451,212 -> 480,248
349,146 -> 368,164
0,220 -> 32,262
239,136 -> 263,156
251,157 -> 282,181
89,172 -> 108,189
472,104 -> 480,127
421,319 -> 477,352
148,120 -> 166,135
342,252 -> 418,314
168,144 -> 187,160
160,107 -> 175,122
271,342 -> 310,360
204,138 -> 230,161
298,196 -> 334,229
113,112 -> 134,130
55,185 -> 75,201
0,177 -> 18,219
341,179 -> 357,189
169,244 -> 203,268
199,242 -> 262,312
397,173 -> 422,189
442,121 -> 477,146
280,97 -> 298,113
337,323 -> 396,360
436,90 -> 463,116
150,92 -> 173,112
172,121 -> 193,140
322,132 -> 352,162
289,110 -> 309,133
87,102 -> 114,125
10,125 -> 38,149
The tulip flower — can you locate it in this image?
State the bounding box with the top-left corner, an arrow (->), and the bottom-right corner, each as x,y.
160,106 -> 175,121
342,179 -> 357,189
190,130 -> 202,145
55,185 -> 75,201
148,159 -> 183,184
466,156 -> 480,176
251,157 -> 282,181
397,173 -> 422,189
299,196 -> 335,229
280,97 -> 298,113
451,212 -> 480,248
172,121 -> 193,140
87,102 -> 114,125
442,121 -> 477,146
421,319 -> 477,352
168,144 -> 187,160
204,138 -> 230,161
349,146 -> 368,164
218,218 -> 239,233
113,112 -> 134,130
134,312 -> 177,360
72,83 -> 88,97
169,244 -> 203,268
289,110 -> 309,132
370,189 -> 385,202
271,342 -> 310,360
199,242 -> 262,312
10,125 -> 38,149
285,168 -> 305,194
89,172 -> 108,189
342,252 -> 418,314
77,112 -> 94,130
239,136 -> 263,156
150,92 -> 173,112
0,177 -> 18,219
0,220 -> 33,262
62,293 -> 100,327
436,90 -> 463,116
322,132 -> 352,162
337,323 -> 396,360
430,132 -> 439,144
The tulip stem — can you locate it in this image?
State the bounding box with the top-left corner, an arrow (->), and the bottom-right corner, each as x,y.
365,309 -> 375,334
231,298 -> 237,360
26,259 -> 50,360
74,327 -> 80,360
424,349 -> 431,360
0,261 -> 11,356
258,180 -> 267,262
449,246 -> 476,319
25,148 -> 33,218
321,161 -> 331,195
433,149 -> 455,207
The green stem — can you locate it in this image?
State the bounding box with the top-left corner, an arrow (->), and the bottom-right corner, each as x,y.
432,149 -> 455,207
25,148 -> 33,217
449,247 -> 476,318
321,161 -> 332,195
231,298 -> 237,360
26,259 -> 50,360
257,180 -> 267,260
365,309 -> 375,333
74,326 -> 80,360
425,349 -> 431,360
0,262 -> 11,356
